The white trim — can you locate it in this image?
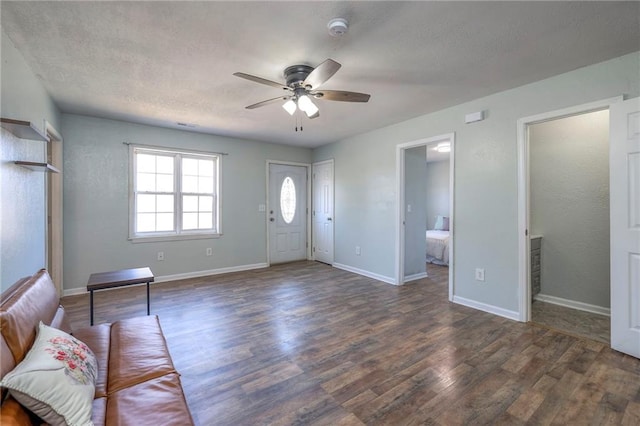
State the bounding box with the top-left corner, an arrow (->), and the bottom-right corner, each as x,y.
62,262 -> 269,297
516,96 -> 623,322
453,296 -> 520,322
404,272 -> 428,282
534,293 -> 610,317
395,133 -> 455,301
266,160 -> 312,265
333,263 -> 396,285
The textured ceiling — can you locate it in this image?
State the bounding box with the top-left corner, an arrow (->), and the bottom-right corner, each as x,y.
1,1 -> 639,148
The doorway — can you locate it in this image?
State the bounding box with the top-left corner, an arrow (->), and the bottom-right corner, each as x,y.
528,110 -> 610,343
267,162 -> 310,264
516,96 -> 636,350
396,133 -> 455,299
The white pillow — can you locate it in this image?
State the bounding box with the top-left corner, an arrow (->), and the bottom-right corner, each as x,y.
0,322 -> 97,426
434,215 -> 449,231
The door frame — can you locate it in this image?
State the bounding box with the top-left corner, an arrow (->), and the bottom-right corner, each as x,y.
312,159 -> 334,264
44,120 -> 63,296
266,160 -> 312,265
395,132 -> 455,300
516,96 -> 623,322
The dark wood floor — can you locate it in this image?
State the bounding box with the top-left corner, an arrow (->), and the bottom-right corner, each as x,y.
61,261 -> 640,425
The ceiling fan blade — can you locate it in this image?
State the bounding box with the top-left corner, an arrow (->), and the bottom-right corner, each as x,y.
233,72 -> 290,91
314,90 -> 371,103
302,59 -> 341,89
246,96 -> 291,110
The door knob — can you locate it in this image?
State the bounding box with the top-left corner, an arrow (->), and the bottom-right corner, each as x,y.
327,217 -> 332,221
270,218 -> 275,222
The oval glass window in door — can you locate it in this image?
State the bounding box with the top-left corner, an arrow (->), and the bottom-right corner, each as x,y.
280,176 -> 296,223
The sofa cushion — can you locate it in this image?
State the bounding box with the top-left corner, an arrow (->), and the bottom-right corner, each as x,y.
0,270 -> 60,366
0,322 -> 97,426
73,323 -> 111,398
107,316 -> 176,393
106,373 -> 194,426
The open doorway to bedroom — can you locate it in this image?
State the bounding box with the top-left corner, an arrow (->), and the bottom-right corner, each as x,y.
396,133 -> 454,300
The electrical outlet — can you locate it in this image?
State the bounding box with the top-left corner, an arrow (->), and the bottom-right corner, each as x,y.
407,204 -> 412,213
475,268 -> 485,281
355,246 -> 361,256
157,251 -> 164,261
206,248 -> 213,256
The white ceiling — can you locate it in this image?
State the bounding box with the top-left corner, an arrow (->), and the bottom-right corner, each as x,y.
1,1 -> 638,148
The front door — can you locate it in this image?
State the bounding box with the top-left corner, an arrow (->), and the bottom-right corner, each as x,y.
610,97 -> 640,358
313,160 -> 334,264
269,164 -> 308,264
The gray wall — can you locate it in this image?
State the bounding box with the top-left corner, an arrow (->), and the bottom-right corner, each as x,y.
404,146 -> 427,277
426,159 -> 450,230
313,52 -> 639,314
62,114 -> 311,292
1,29 -> 61,291
530,110 -> 610,308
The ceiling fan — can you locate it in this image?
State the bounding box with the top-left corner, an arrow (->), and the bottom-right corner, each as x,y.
233,59 -> 370,119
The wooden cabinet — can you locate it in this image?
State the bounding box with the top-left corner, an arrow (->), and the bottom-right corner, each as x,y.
530,235 -> 542,300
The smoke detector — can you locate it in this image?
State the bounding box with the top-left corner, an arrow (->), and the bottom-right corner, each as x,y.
328,18 -> 349,37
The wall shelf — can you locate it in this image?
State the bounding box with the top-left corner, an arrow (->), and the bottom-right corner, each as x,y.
14,161 -> 60,173
1,118 -> 49,142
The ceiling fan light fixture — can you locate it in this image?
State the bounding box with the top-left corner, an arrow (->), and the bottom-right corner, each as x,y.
282,99 -> 297,115
297,95 -> 319,117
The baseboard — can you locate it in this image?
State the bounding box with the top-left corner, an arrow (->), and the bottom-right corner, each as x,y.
332,263 -> 397,285
62,263 -> 269,297
452,296 -> 520,321
404,272 -> 428,283
534,293 -> 610,317
154,263 -> 268,283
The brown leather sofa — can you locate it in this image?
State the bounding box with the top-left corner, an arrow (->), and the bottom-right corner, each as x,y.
0,269 -> 194,425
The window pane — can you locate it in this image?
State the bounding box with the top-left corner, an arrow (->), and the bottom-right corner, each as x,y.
156,213 -> 174,231
137,154 -> 156,173
137,213 -> 155,232
182,158 -> 198,174
182,175 -> 198,193
156,156 -> 174,174
156,174 -> 174,192
157,195 -> 174,213
199,195 -> 213,212
183,195 -> 198,212
137,173 -> 156,192
198,176 -> 213,194
199,213 -> 212,229
198,159 -> 214,176
137,194 -> 155,213
280,176 -> 296,224
183,212 -> 198,230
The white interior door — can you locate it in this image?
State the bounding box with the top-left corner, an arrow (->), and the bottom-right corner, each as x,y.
610,97 -> 640,358
269,164 -> 307,264
313,160 -> 334,264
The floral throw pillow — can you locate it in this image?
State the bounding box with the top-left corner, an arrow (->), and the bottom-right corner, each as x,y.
0,322 -> 97,426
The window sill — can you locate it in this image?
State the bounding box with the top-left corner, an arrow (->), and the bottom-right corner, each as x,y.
129,233 -> 222,244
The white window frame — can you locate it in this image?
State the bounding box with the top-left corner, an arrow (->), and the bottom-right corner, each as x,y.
128,144 -> 221,243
